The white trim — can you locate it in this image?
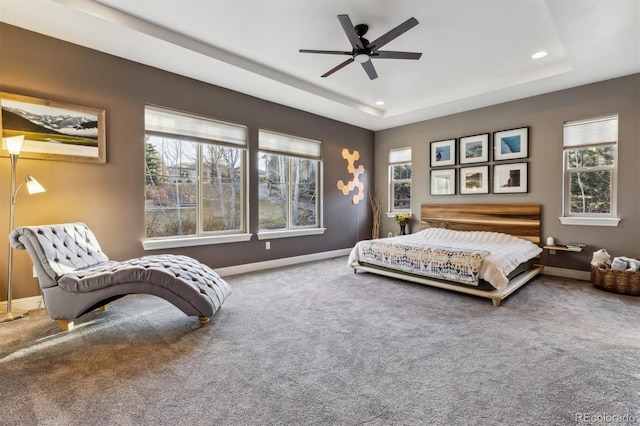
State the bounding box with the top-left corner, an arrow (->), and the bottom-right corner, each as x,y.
143,233 -> 253,250
6,261 -> 591,312
257,228 -> 326,240
0,295 -> 44,313
542,266 -> 591,281
559,216 -> 620,227
216,248 -> 351,277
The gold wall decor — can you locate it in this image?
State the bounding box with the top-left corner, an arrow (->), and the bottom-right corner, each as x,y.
336,149 -> 364,204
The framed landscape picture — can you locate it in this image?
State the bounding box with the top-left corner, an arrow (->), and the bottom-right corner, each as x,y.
460,165 -> 489,194
0,92 -> 106,163
430,139 -> 456,167
493,127 -> 528,161
430,168 -> 456,195
493,162 -> 528,193
459,133 -> 489,164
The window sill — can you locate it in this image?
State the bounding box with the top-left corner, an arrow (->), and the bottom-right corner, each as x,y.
257,228 -> 326,240
143,233 -> 253,250
559,217 -> 620,227
386,212 -> 412,218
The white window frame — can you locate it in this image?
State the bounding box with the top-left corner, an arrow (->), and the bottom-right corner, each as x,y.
143,105 -> 251,249
560,114 -> 620,227
387,147 -> 412,216
257,129 -> 325,240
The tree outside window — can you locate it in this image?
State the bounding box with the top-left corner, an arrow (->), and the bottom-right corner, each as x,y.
563,115 -> 618,222
144,106 -> 247,239
389,147 -> 412,212
258,154 -> 318,230
258,130 -> 321,232
566,145 -> 615,214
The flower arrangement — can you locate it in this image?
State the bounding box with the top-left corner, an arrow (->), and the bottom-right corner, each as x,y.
394,214 -> 411,225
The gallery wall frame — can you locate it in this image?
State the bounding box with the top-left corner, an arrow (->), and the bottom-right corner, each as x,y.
0,92 -> 106,163
459,133 -> 489,164
430,168 -> 456,195
430,138 -> 456,167
493,126 -> 528,161
493,162 -> 528,193
460,165 -> 489,194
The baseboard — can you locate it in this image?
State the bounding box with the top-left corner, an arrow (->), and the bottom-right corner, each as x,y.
0,295 -> 44,313
4,258 -> 588,309
542,266 -> 591,281
216,248 -> 352,277
5,250 -> 352,309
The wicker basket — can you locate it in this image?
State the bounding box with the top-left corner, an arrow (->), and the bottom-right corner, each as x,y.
590,264 -> 640,296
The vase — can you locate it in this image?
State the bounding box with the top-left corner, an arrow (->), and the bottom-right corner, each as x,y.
400,224 -> 406,235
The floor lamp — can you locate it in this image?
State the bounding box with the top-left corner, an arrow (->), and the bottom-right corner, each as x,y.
1,135 -> 46,323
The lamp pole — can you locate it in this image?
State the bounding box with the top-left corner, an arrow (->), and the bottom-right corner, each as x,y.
2,150 -> 27,321
1,135 -> 45,323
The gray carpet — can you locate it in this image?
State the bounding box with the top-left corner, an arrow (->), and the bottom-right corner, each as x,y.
1,257 -> 638,426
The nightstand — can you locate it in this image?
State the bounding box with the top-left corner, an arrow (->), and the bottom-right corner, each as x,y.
544,244 -> 585,254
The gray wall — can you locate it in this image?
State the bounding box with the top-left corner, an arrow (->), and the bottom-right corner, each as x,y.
375,74 -> 640,271
0,24 -> 374,300
2,23 -> 638,302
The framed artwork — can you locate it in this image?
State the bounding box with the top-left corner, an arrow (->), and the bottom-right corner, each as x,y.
430,139 -> 456,167
493,127 -> 528,161
1,92 -> 106,163
460,165 -> 489,194
493,162 -> 528,193
430,168 -> 456,195
459,133 -> 489,164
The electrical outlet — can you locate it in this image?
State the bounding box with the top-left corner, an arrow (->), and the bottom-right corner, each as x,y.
265,241 -> 270,250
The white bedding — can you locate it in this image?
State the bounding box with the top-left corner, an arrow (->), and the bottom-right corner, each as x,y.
348,228 -> 542,291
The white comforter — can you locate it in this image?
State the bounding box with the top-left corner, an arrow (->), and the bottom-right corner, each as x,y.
348,228 -> 542,291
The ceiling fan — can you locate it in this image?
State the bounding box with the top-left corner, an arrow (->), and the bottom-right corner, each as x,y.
300,14 -> 422,80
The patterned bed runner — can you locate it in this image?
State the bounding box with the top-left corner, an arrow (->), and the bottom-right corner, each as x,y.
357,240 -> 490,286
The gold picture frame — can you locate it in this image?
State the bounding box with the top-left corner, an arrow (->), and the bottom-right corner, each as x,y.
1,92 -> 106,163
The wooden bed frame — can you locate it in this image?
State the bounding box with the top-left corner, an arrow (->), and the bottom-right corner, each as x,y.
352,203 -> 544,306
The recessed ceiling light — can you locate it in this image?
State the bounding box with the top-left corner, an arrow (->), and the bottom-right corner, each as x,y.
375,101 -> 385,106
532,51 -> 548,59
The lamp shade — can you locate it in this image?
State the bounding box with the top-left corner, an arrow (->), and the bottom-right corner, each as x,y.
25,175 -> 45,194
4,135 -> 25,155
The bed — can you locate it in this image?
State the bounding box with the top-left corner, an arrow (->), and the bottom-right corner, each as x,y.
348,203 -> 544,306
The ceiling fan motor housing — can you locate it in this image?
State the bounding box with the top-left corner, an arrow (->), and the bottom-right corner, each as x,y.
299,14 -> 421,79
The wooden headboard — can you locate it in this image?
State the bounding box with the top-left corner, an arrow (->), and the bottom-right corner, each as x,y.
420,203 -> 541,244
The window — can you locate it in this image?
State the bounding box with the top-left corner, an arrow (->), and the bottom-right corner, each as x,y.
561,114 -> 619,227
258,130 -> 323,238
144,106 -> 250,248
389,147 -> 412,212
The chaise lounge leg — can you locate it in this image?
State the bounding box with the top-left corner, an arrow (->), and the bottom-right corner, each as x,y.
492,299 -> 501,307
98,305 -> 108,312
198,316 -> 210,327
58,319 -> 75,332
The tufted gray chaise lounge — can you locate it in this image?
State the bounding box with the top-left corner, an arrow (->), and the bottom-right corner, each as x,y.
10,222 -> 231,331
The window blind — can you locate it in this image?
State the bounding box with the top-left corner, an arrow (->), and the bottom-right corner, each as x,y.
389,147 -> 412,164
145,105 -> 247,146
563,114 -> 618,148
258,130 -> 322,159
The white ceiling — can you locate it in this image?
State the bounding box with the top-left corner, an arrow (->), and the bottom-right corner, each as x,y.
1,0 -> 639,131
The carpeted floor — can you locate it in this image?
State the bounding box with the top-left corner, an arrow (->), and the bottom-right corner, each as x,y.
1,256 -> 638,426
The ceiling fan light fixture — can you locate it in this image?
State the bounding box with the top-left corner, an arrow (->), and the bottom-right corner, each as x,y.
354,53 -> 370,63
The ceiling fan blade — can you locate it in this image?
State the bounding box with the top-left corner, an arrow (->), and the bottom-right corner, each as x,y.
337,14 -> 364,49
299,49 -> 352,55
322,58 -> 354,77
361,60 -> 378,80
367,17 -> 419,51
373,51 -> 422,60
